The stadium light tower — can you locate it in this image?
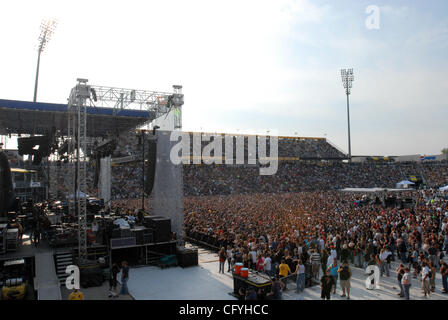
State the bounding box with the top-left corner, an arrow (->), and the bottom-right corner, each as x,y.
33,19 -> 58,102
341,68 -> 354,163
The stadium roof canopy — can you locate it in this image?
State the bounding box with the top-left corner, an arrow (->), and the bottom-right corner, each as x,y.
0,99 -> 153,137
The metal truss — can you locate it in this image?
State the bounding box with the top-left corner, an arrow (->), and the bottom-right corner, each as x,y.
67,79 -> 90,263
65,79 -> 184,262
89,85 -> 174,117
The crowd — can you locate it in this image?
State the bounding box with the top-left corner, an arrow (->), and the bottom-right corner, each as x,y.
83,159 -> 448,200
94,132 -> 347,161
278,137 -> 345,159
184,189 -> 448,299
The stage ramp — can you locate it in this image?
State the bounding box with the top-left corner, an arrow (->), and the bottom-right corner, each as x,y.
34,251 -> 62,300
153,130 -> 184,245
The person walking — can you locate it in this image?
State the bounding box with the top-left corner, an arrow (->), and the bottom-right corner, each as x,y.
340,244 -> 349,264
109,263 -> 120,298
429,261 -> 436,292
440,261 -> 448,294
119,261 -> 130,296
310,249 -> 321,281
256,254 -> 265,272
338,262 -> 352,299
226,245 -> 233,272
396,264 -> 405,297
263,254 -> 273,278
320,269 -> 335,300
294,259 -> 306,293
278,259 -> 291,290
33,227 -> 40,248
218,247 -> 227,274
328,258 -> 339,294
402,267 -> 411,300
266,275 -> 285,300
320,249 -> 329,275
421,261 -> 431,298
379,247 -> 391,277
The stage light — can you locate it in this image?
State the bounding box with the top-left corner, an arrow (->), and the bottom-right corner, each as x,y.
90,88 -> 97,102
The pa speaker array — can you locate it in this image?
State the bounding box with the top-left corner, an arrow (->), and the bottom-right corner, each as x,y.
144,138 -> 157,196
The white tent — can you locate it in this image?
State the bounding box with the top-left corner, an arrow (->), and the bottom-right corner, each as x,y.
67,191 -> 89,199
396,180 -> 415,189
439,185 -> 448,192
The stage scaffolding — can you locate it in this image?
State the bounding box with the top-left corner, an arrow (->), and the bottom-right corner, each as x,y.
65,78 -> 184,262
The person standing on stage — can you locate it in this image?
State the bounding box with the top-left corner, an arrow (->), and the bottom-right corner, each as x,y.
33,226 -> 40,248
119,261 -> 130,296
109,263 -> 121,298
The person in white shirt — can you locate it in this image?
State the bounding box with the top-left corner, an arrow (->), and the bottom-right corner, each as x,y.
330,247 -> 337,260
401,267 -> 411,300
421,262 -> 431,297
250,249 -> 257,269
263,255 -> 273,277
319,238 -> 325,251
226,246 -> 233,272
379,248 -> 391,277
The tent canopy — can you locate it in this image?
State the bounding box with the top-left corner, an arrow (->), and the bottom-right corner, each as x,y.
396,180 -> 415,189
67,191 -> 89,199
397,180 -> 415,185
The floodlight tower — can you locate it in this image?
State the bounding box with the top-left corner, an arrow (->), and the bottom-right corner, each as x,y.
33,19 -> 57,102
341,68 -> 354,163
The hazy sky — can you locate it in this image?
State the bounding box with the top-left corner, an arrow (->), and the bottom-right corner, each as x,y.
0,0 -> 447,156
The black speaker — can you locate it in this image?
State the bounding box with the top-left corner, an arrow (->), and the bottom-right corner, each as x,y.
131,228 -> 145,245
152,218 -> 171,243
80,266 -> 104,288
144,137 -> 157,195
143,227 -> 154,244
111,229 -> 121,239
0,151 -> 15,217
142,215 -> 164,228
177,248 -> 198,268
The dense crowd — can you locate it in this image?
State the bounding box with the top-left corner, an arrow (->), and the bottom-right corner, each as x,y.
100,160 -> 447,199
184,189 -> 448,299
79,135 -> 448,300
104,132 -> 347,160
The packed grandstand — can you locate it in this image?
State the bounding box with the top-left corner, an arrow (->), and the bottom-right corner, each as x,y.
95,131 -> 447,199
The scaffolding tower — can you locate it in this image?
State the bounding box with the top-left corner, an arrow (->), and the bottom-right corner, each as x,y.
66,79 -> 184,262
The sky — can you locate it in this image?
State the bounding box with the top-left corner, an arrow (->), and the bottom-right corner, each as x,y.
0,0 -> 447,156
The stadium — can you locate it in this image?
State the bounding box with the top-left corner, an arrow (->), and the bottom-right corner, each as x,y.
0,1 -> 448,313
